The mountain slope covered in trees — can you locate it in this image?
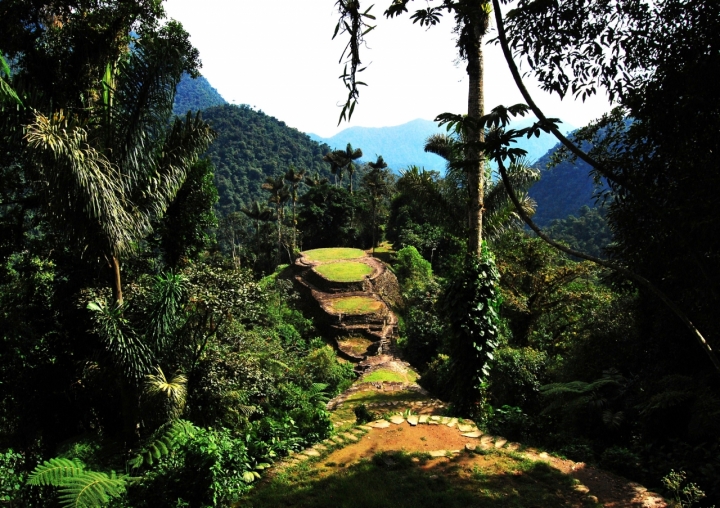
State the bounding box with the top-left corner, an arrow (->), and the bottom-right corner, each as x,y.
173,72 -> 227,115
201,104 -> 333,215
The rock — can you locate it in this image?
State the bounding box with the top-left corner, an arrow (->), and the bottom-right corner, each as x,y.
461,431 -> 483,438
330,435 -> 345,444
313,444 -> 328,452
587,495 -> 599,503
407,415 -> 419,426
446,418 -> 458,428
351,428 -> 365,436
449,450 -> 460,455
368,420 -> 390,429
506,442 -> 521,451
465,443 -> 477,451
302,449 -> 320,457
418,415 -> 429,423
573,484 -> 590,494
390,415 -> 405,425
457,424 -> 475,432
494,437 -> 508,448
628,482 -> 647,493
342,432 -> 359,442
358,425 -> 373,431
430,416 -> 441,421
429,450 -> 447,458
539,452 -> 549,459
440,417 -> 451,425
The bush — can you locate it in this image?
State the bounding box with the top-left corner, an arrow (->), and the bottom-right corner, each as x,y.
354,405 -> 376,424
487,405 -> 531,442
490,347 -> 548,409
600,446 -> 641,479
394,246 -> 432,292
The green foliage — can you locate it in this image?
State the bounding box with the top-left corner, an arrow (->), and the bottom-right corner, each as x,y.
0,450 -> 28,505
354,404 -> 377,424
394,246 -> 432,292
662,470 -> 709,508
173,73 -> 227,116
28,458 -> 126,508
487,405 -> 531,442
599,446 -> 641,479
298,184 -> 370,249
156,158 -> 219,267
440,249 -> 501,417
201,104 -> 333,215
546,206 -> 612,260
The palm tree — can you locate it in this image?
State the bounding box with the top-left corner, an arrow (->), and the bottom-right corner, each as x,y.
23,27 -> 214,305
339,143 -> 364,193
284,165 -> 307,252
362,155 -> 392,252
305,171 -> 329,187
322,151 -> 345,186
262,175 -> 290,265
424,133 -> 539,241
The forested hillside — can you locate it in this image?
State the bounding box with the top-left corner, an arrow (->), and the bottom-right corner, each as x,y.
201,104 -> 333,215
527,146 -> 599,226
173,72 -> 226,115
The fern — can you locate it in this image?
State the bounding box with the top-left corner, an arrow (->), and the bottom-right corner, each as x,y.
307,383 -> 330,405
28,457 -> 85,486
128,419 -> 197,469
57,471 -> 126,508
29,458 -> 126,508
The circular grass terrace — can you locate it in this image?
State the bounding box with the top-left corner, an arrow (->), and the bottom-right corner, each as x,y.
302,247 -> 366,263
337,336 -> 375,356
328,295 -> 383,315
314,261 -> 374,282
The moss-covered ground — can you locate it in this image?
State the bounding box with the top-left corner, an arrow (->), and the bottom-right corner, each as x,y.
337,336 -> 375,356
315,261 -> 373,282
303,248 -> 366,263
329,296 -> 383,314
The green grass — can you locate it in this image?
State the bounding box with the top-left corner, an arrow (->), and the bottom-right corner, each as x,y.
338,336 -> 374,355
362,368 -> 406,383
244,449 -> 594,508
303,248 -> 366,262
315,261 -> 373,282
329,296 -> 383,314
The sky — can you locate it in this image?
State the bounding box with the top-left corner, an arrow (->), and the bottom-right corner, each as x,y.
163,1 -> 613,138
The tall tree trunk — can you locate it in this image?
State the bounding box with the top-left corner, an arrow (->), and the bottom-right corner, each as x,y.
292,195 -> 297,252
466,15 -> 488,258
111,255 -> 123,305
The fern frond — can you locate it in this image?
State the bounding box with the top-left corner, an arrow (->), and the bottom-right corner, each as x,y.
57,470 -> 125,508
128,419 -> 197,469
28,458 -> 85,486
307,383 -> 330,404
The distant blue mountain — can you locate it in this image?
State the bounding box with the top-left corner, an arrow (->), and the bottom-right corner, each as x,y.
173,73 -> 227,116
309,118 -> 574,173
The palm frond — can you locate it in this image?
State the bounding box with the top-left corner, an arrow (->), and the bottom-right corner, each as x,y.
0,54 -> 22,106
147,272 -> 186,352
145,366 -> 187,417
87,301 -> 153,383
25,111 -> 141,255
